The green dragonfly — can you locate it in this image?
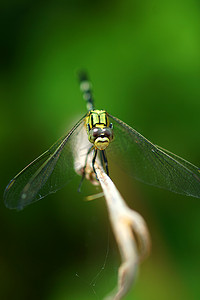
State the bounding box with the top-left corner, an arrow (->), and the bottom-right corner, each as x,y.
4,72 -> 200,210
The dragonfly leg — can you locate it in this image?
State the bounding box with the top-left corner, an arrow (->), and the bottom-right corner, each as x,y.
78,145 -> 94,192
92,149 -> 98,179
102,150 -> 109,176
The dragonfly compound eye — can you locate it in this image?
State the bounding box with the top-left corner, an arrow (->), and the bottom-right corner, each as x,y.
102,128 -> 113,140
88,127 -> 102,143
92,127 -> 102,137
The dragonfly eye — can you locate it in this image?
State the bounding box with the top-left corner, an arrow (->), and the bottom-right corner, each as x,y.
102,128 -> 113,140
88,127 -> 102,143
92,127 -> 102,137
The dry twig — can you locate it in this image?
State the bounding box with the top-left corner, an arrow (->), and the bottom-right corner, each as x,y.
74,133 -> 151,299
95,163 -> 151,300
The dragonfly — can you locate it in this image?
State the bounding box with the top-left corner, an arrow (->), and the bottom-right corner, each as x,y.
4,72 -> 200,210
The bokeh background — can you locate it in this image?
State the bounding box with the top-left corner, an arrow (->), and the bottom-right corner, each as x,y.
1,0 -> 200,299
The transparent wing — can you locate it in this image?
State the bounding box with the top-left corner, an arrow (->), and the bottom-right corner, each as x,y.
4,115 -> 88,210
107,114 -> 200,198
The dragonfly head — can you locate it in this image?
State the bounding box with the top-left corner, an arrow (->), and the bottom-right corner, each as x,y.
88,126 -> 113,150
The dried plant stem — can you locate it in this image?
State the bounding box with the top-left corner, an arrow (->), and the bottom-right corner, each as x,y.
95,164 -> 151,300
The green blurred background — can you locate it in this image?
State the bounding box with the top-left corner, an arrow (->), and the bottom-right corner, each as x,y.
1,0 -> 200,299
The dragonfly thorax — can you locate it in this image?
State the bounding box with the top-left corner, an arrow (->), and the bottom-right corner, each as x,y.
85,110 -> 113,150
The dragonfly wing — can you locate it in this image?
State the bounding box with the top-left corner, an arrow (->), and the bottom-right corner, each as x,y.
4,115 -> 88,210
107,114 -> 200,198
155,145 -> 200,175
